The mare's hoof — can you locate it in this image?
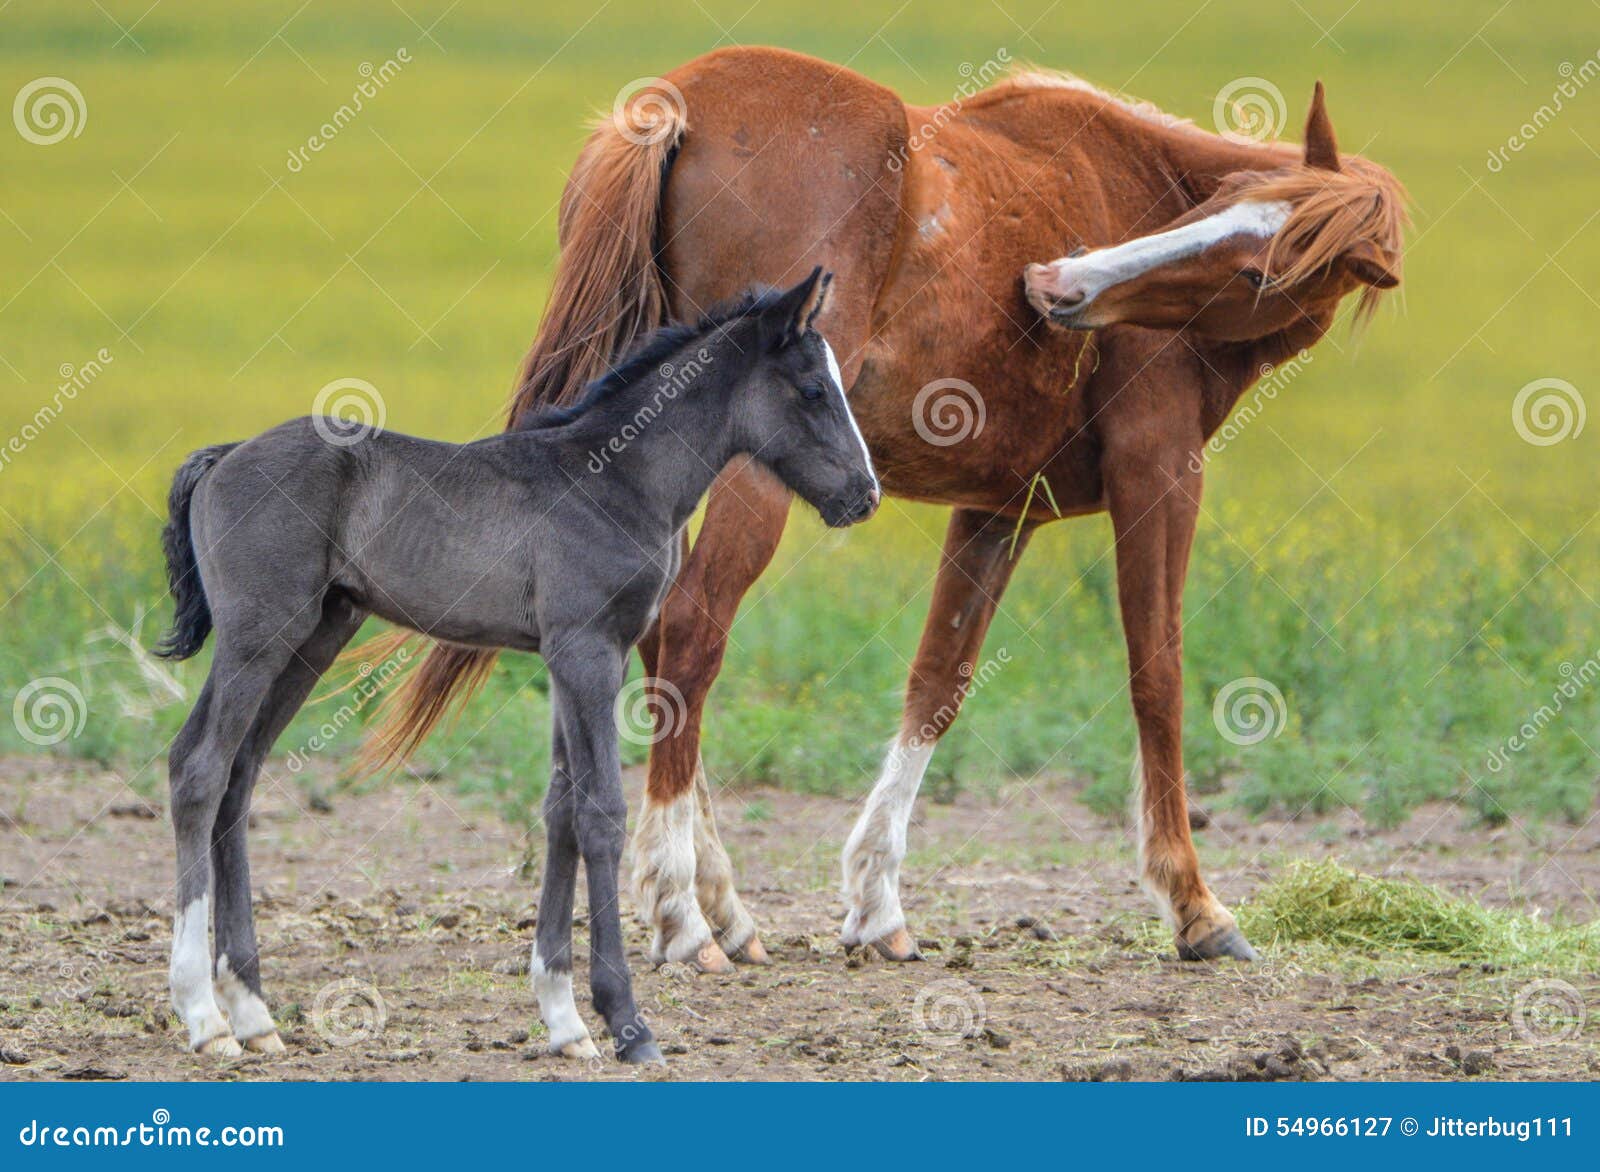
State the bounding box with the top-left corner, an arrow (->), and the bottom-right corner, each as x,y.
243,1031 -> 286,1054
870,927 -> 923,962
197,1035 -> 243,1059
693,940 -> 736,974
620,1039 -> 666,1066
727,934 -> 770,965
1177,926 -> 1259,962
555,1036 -> 602,1060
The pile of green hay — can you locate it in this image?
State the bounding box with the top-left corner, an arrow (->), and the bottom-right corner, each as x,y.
1238,860 -> 1600,970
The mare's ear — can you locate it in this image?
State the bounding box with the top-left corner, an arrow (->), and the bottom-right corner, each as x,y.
1342,239 -> 1399,289
1304,81 -> 1341,172
765,266 -> 829,346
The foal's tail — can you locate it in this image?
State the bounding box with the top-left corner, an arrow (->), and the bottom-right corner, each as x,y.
356,91 -> 688,770
154,443 -> 238,661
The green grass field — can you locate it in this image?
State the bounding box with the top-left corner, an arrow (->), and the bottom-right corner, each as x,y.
1,0 -> 1595,831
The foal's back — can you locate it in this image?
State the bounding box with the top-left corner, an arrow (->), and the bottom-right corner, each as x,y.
190,417 -> 567,651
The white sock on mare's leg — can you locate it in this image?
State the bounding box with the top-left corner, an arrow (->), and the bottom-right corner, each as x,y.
633,791 -> 718,965
169,897 -> 235,1053
841,737 -> 934,947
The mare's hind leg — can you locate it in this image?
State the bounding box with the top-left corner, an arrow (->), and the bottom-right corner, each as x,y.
532,696 -> 601,1060
633,462 -> 787,972
210,594 -> 366,1053
169,628 -> 311,1055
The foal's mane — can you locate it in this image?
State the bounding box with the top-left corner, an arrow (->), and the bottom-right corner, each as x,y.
517,286 -> 783,430
1242,160 -> 1410,324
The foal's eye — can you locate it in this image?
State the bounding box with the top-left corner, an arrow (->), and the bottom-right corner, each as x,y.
1242,268 -> 1269,290
801,383 -> 826,402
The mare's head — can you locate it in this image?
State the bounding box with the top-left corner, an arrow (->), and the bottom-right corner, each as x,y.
1024,84 -> 1407,342
723,268 -> 880,527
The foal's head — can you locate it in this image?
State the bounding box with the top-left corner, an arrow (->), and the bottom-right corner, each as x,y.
1024,84 -> 1407,342
726,268 -> 880,527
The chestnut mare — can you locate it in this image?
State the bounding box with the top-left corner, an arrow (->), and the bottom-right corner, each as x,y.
370,48 -> 1406,981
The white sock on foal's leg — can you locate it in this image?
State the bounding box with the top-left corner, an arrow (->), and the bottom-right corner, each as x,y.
213,955 -> 281,1052
169,897 -> 238,1055
530,951 -> 598,1059
841,737 -> 934,956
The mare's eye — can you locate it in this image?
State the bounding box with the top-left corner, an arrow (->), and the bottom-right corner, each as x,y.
1242,268 -> 1269,290
802,383 -> 826,402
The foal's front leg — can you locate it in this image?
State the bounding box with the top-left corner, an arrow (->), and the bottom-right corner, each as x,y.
532,709 -> 601,1060
551,642 -> 662,1064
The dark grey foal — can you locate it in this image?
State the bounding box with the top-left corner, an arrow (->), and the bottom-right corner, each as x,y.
154,270 -> 877,1062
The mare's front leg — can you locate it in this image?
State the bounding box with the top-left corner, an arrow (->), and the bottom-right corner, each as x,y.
550,636 -> 662,1064
842,508 -> 1036,959
1103,429 -> 1256,962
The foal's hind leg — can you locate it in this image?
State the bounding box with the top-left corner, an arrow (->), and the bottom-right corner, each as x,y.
210,597 -> 366,1053
168,631 -> 307,1055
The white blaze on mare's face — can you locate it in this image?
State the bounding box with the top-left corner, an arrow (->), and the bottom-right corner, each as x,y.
821,338 -> 876,482
1056,199 -> 1292,305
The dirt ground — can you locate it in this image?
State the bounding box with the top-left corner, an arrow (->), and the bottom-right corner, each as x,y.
1,755 -> 1596,1082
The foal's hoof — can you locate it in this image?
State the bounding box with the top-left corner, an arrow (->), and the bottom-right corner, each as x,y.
197,1035 -> 243,1059
870,927 -> 923,963
727,934 -> 770,965
555,1036 -> 602,1060
243,1031 -> 286,1054
1177,926 -> 1259,962
620,1039 -> 666,1066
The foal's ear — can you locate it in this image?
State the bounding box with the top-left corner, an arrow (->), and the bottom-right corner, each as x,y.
1303,81 -> 1341,172
1342,239 -> 1399,289
768,266 -> 830,345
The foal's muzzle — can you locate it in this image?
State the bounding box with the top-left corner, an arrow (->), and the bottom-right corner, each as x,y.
1024,261 -> 1095,328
